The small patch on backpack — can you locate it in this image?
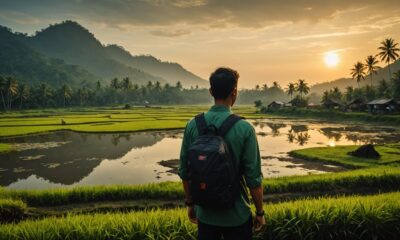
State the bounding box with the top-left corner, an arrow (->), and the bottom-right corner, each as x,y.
198,155 -> 207,161
200,182 -> 207,189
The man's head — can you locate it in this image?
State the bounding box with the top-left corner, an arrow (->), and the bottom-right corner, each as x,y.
209,67 -> 239,106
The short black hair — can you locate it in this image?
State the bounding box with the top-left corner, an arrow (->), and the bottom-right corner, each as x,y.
209,67 -> 239,99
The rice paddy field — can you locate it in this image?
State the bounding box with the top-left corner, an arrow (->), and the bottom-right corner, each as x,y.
0,106 -> 262,138
1,106 -> 400,239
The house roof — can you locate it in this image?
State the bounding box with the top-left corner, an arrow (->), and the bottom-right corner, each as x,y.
346,98 -> 365,106
268,101 -> 285,106
367,99 -> 395,105
322,98 -> 343,105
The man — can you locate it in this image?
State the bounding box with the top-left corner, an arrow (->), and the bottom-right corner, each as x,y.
179,67 -> 265,240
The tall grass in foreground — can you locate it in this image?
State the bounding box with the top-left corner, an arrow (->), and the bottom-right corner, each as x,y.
1,166 -> 400,206
0,198 -> 27,223
1,192 -> 400,240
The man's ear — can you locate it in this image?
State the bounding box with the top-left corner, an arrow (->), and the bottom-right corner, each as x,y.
209,88 -> 214,97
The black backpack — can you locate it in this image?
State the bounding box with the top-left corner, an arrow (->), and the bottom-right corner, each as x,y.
187,113 -> 243,210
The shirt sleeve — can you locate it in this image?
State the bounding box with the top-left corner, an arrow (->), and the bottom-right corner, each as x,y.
178,121 -> 192,180
242,124 -> 263,189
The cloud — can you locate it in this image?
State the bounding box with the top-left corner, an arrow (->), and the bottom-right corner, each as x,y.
1,0 -> 399,30
150,29 -> 191,37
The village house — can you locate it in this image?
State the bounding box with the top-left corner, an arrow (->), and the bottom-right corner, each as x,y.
367,99 -> 399,113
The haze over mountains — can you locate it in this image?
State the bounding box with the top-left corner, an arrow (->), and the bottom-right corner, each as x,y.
311,59 -> 400,93
0,20 -> 207,88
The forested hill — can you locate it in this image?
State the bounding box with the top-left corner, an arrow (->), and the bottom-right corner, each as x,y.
0,26 -> 96,87
27,20 -> 207,87
311,59 -> 400,93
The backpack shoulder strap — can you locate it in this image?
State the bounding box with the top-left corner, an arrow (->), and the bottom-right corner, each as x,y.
194,113 -> 207,136
218,114 -> 243,138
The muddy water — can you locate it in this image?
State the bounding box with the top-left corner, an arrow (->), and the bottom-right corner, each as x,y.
1,118 -> 399,189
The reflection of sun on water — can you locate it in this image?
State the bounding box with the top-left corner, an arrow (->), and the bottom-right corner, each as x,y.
328,140 -> 336,147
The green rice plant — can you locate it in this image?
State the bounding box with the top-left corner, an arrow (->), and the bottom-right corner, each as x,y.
290,145 -> 400,168
1,192 -> 400,240
266,108 -> 400,125
1,166 -> 400,207
0,198 -> 27,223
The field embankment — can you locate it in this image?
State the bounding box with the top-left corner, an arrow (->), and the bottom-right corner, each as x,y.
266,108 -> 400,125
0,106 -> 261,138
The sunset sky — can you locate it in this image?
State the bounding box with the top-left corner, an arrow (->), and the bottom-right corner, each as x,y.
1,0 -> 400,88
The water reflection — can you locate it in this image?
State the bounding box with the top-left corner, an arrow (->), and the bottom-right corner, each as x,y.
1,119 -> 399,189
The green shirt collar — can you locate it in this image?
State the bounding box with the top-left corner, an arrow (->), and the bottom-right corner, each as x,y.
209,105 -> 232,112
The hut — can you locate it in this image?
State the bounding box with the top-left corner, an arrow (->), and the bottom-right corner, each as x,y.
367,99 -> 398,113
267,101 -> 285,109
322,98 -> 343,109
346,99 -> 366,112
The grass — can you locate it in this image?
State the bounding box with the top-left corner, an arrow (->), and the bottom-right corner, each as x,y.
1,192 -> 400,240
290,144 -> 400,168
0,198 -> 27,223
0,106 -> 263,137
266,108 -> 400,126
1,166 -> 400,207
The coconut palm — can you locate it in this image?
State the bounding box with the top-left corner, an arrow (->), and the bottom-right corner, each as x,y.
295,79 -> 310,100
61,84 -> 72,107
96,80 -> 101,90
345,86 -> 354,101
350,62 -> 366,88
38,83 -> 51,107
0,76 -> 6,110
262,84 -> 268,91
377,38 -> 399,80
285,83 -> 296,100
110,78 -> 119,90
365,55 -> 380,86
5,77 -> 18,110
17,83 -> 29,109
272,81 -> 280,89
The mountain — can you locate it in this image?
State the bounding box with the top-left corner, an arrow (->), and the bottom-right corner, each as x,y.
105,45 -> 207,87
0,26 -> 96,87
27,21 -> 207,87
311,59 -> 400,93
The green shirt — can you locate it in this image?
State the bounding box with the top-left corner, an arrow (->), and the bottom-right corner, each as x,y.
179,105 -> 262,227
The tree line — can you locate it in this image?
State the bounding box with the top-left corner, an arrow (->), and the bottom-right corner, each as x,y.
325,38 -> 400,103
0,76 -> 292,110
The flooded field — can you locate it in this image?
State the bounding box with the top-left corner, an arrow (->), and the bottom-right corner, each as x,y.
1,118 -> 399,189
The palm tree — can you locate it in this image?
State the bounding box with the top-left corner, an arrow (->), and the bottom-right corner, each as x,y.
122,77 -> 132,101
255,84 -> 260,91
365,55 -> 380,86
0,76 -> 6,110
110,78 -> 119,90
176,81 -> 182,90
272,81 -> 280,89
285,83 -> 295,100
350,62 -> 366,88
61,84 -> 72,107
345,86 -> 354,101
262,84 -> 268,91
38,83 -> 51,107
377,38 -> 399,80
295,79 -> 310,100
96,80 -> 101,90
378,79 -> 390,98
17,83 -> 29,109
322,90 -> 330,102
5,77 -> 18,110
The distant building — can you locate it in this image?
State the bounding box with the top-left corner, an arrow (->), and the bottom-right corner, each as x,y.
267,101 -> 285,109
346,98 -> 367,112
367,99 -> 398,113
322,98 -> 343,109
144,101 -> 150,108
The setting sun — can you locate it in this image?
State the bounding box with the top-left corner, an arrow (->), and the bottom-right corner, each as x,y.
324,52 -> 340,67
